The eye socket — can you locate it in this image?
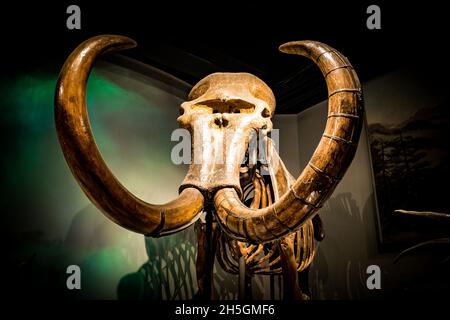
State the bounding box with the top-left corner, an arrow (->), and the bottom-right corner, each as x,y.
191,100 -> 255,114
262,108 -> 271,118
188,82 -> 210,100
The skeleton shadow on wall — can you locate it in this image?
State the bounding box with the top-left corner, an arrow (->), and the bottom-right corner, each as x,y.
310,192 -> 372,300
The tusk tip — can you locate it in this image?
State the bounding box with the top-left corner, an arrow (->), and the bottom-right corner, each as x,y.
279,41 -> 316,54
278,41 -> 304,54
110,34 -> 137,50
90,34 -> 138,51
278,42 -> 293,53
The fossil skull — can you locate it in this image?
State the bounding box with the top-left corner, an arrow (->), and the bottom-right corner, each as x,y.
178,72 -> 275,199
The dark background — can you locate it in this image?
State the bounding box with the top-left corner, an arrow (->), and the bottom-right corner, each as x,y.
0,0 -> 448,302
1,0 -> 447,113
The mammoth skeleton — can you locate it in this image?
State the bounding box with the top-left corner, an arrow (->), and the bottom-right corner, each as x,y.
55,35 -> 363,299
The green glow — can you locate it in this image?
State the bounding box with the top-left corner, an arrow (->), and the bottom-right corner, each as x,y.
2,63 -> 187,299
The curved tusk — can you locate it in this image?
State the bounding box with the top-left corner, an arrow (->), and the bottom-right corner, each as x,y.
214,41 -> 363,243
55,35 -> 204,236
